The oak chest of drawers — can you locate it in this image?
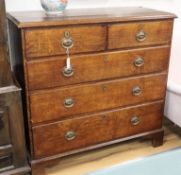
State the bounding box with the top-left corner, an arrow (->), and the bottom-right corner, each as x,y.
7,7 -> 176,174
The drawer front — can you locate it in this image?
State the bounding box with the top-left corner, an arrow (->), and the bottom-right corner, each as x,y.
27,46 -> 170,90
114,102 -> 163,139
30,73 -> 167,124
32,101 -> 163,158
0,108 -> 11,146
0,154 -> 13,170
24,25 -> 106,58
108,20 -> 173,49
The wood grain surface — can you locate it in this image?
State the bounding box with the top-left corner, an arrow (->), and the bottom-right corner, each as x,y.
30,73 -> 167,124
7,7 -> 176,28
33,101 -> 163,158
26,46 -> 170,90
108,20 -> 173,49
24,25 -> 106,58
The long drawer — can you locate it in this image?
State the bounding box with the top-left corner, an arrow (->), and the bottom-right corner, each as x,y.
32,101 -> 163,158
30,73 -> 167,124
24,25 -> 106,58
26,46 -> 170,90
108,20 -> 173,49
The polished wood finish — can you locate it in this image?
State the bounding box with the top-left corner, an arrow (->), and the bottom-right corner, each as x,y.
33,101 -> 163,158
7,7 -> 176,28
108,20 -> 173,49
30,73 -> 166,124
27,46 -> 170,90
0,0 -> 30,174
114,102 -> 163,139
24,25 -> 106,58
7,7 -> 176,175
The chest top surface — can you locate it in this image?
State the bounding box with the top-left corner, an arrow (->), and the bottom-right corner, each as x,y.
7,7 -> 176,28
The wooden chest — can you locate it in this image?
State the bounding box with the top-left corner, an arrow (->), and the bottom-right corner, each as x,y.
0,66 -> 30,175
7,7 -> 176,174
0,0 -> 30,174
0,48 -> 30,174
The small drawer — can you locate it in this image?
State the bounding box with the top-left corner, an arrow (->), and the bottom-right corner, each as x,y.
0,108 -> 11,146
30,73 -> 167,124
32,101 -> 163,158
26,46 -> 170,90
108,20 -> 173,49
24,25 -> 106,58
114,102 -> 163,139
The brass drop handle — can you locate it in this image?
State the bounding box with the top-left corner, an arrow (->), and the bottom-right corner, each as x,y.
62,32 -> 74,77
136,30 -> 146,42
62,66 -> 74,77
131,116 -> 140,126
132,86 -> 142,96
65,131 -> 76,141
62,31 -> 73,49
134,57 -> 144,67
0,111 -> 4,131
64,98 -> 74,108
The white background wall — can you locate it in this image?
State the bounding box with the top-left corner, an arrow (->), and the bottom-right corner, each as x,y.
5,0 -> 181,81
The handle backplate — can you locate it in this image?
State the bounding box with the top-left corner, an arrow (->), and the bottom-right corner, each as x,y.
65,131 -> 76,141
62,31 -> 74,49
132,86 -> 142,96
134,57 -> 144,67
62,66 -> 74,77
136,30 -> 146,42
64,98 -> 74,108
131,116 -> 140,126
